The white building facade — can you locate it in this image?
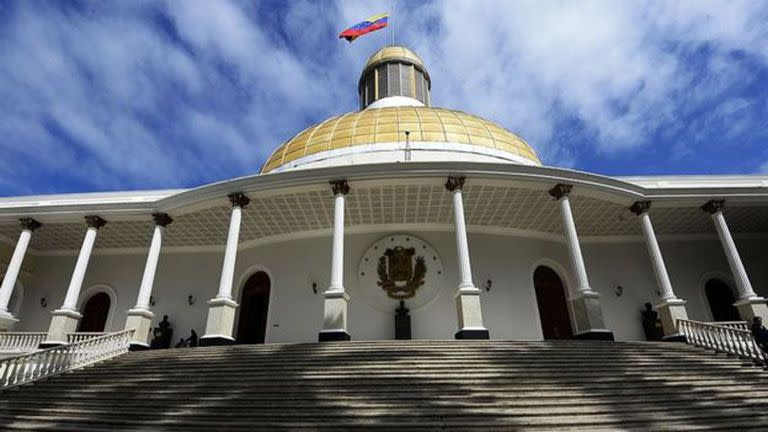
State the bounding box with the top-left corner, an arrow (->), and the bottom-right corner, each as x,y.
0,47 -> 766,349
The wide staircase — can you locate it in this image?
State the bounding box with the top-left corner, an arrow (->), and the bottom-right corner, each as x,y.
0,340 -> 766,431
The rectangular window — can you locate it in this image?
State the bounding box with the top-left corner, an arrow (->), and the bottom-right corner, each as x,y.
365,72 -> 375,106
378,65 -> 388,99
415,70 -> 424,102
388,63 -> 400,96
401,64 -> 412,97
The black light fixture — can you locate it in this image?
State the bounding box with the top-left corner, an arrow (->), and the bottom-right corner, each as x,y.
311,282 -> 318,295
484,279 -> 493,292
149,296 -> 156,306
40,297 -> 47,308
187,295 -> 196,305
616,285 -> 624,297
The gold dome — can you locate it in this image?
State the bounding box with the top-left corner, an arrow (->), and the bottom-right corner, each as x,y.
363,46 -> 426,74
261,106 -> 541,173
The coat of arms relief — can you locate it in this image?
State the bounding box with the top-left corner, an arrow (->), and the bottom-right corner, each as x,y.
377,246 -> 427,299
358,234 -> 443,312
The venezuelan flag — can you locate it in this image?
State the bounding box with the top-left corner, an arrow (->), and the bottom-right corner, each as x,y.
339,13 -> 389,42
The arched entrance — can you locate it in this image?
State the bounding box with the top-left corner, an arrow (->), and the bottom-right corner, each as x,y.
534,266 -> 573,340
705,278 -> 740,322
236,271 -> 271,344
78,292 -> 111,332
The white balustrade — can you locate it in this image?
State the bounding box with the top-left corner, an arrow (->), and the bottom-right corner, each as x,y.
0,329 -> 134,390
678,319 -> 765,364
0,332 -> 46,354
66,332 -> 108,344
707,321 -> 749,331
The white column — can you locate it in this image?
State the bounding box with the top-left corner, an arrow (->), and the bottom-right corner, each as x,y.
550,184 -> 592,294
0,219 -> 41,329
216,196 -> 248,300
549,184 -> 612,340
44,215 -> 106,346
201,193 -> 250,346
328,185 -> 347,292
125,213 -> 172,349
446,176 -> 488,339
61,216 -> 106,311
631,201 -> 688,339
0,219 -> 40,317
134,214 -> 171,310
630,201 -> 675,300
320,180 -> 351,341
702,200 -> 756,300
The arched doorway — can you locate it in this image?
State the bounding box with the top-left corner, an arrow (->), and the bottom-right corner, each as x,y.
534,266 -> 573,340
78,292 -> 111,332
236,271 -> 271,344
705,278 -> 740,321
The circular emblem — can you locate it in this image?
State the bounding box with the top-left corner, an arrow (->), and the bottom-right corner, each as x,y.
356,234 -> 445,312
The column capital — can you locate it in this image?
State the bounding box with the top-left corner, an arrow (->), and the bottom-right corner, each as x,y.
629,200 -> 652,215
329,179 -> 350,196
19,217 -> 42,231
152,213 -> 173,227
444,176 -> 466,192
85,215 -> 107,229
548,183 -> 573,200
701,199 -> 725,215
227,192 -> 250,208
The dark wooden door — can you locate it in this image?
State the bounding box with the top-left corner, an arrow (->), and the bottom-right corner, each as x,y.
78,292 -> 110,332
236,272 -> 270,344
705,278 -> 740,321
534,266 -> 573,340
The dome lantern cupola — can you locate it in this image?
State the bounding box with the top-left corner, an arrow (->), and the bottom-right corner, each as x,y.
358,46 -> 431,110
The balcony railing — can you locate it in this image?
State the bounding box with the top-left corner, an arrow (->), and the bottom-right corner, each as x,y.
709,321 -> 750,331
678,319 -> 765,365
0,332 -> 46,355
0,329 -> 134,390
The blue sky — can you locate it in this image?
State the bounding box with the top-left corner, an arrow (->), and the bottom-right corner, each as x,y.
0,1 -> 767,196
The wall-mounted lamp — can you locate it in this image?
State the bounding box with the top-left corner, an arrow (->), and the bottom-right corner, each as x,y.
187,295 -> 196,306
615,285 -> 624,297
483,279 -> 493,292
149,296 -> 156,307
311,282 -> 318,295
40,297 -> 47,308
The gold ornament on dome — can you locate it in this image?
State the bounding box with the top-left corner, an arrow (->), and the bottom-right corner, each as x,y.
377,246 -> 427,299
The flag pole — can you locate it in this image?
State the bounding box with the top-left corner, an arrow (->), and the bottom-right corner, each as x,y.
391,2 -> 395,46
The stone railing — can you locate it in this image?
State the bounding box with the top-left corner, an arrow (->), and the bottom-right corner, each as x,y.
67,332 -> 108,344
0,332 -> 46,355
0,329 -> 134,390
707,321 -> 749,331
678,319 -> 765,365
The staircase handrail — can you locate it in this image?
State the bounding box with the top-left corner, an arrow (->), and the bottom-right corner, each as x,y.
66,332 -> 109,344
0,332 -> 47,353
707,321 -> 749,331
677,319 -> 765,364
0,329 -> 134,390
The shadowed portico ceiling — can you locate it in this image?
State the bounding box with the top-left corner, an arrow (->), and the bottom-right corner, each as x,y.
0,183 -> 767,252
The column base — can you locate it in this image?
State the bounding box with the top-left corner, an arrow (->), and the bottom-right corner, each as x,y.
0,311 -> 19,331
199,336 -> 235,347
734,297 -> 768,322
661,334 -> 687,343
129,343 -> 151,351
42,309 -> 82,346
202,297 -> 238,343
455,329 -> 490,340
321,290 -> 350,339
570,291 -> 611,337
655,298 -> 688,338
455,287 -> 487,336
125,308 -> 154,348
574,329 -> 615,341
318,331 -> 351,342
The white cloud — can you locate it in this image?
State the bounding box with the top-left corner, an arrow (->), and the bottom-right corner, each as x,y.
0,1 -> 766,194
